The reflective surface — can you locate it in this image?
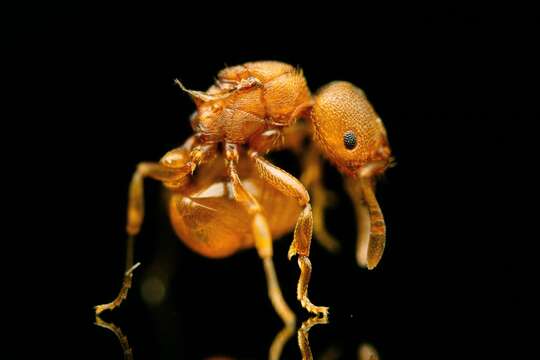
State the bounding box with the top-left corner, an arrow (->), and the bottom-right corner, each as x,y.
95,316 -> 134,360
87,147 -> 450,359
95,314 -> 361,360
88,201 -> 437,360
66,14 -> 519,358
94,307 -> 381,360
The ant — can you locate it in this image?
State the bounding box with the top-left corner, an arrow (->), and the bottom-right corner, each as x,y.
95,61 -> 392,326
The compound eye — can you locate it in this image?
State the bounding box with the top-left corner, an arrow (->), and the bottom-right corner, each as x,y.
343,130 -> 357,150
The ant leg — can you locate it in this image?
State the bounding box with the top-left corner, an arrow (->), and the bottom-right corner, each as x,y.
225,144 -> 296,327
297,315 -> 329,360
95,141 -> 211,314
252,125 -> 340,254
248,150 -> 329,317
95,316 -> 133,359
311,183 -> 340,253
300,146 -> 340,253
269,324 -> 295,360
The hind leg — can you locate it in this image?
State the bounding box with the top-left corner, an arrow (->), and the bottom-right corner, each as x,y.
95,140 -> 213,314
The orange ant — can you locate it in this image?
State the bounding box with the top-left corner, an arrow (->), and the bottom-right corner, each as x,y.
95,61 -> 392,326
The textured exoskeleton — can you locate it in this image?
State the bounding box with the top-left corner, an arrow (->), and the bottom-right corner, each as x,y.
95,61 -> 393,328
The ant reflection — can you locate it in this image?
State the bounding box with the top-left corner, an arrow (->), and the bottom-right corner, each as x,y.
95,315 -> 133,360
95,314 -> 379,359
297,315 -> 329,359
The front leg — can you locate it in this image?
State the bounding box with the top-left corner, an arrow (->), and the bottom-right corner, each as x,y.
252,128 -> 340,253
301,144 -> 341,253
248,150 -> 329,317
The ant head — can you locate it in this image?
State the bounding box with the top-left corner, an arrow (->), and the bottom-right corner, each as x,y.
311,81 -> 391,177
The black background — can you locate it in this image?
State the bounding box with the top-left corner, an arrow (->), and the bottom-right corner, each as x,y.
19,7 -> 536,359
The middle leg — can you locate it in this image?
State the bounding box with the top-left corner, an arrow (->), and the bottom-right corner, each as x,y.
300,144 -> 341,253
225,143 -> 296,326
